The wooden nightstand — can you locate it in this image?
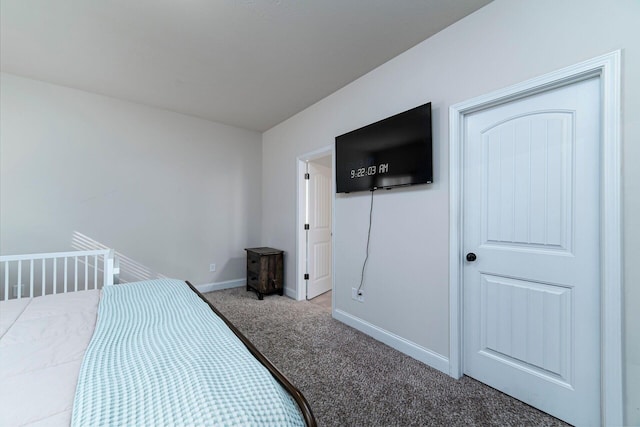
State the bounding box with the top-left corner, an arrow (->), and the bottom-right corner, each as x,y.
245,247 -> 284,300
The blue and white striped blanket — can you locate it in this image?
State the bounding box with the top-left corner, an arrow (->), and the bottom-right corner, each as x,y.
71,279 -> 305,426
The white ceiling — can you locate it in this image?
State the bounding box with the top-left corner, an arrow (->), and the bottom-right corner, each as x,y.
0,0 -> 491,132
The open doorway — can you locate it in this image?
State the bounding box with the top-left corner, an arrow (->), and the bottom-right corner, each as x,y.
296,146 -> 334,305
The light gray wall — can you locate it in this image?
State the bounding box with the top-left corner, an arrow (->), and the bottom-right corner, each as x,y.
0,73 -> 262,285
261,0 -> 639,423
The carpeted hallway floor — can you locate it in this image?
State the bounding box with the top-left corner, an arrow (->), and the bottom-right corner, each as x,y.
204,287 -> 568,427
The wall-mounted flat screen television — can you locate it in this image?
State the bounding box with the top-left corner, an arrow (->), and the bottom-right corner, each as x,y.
335,102 -> 432,193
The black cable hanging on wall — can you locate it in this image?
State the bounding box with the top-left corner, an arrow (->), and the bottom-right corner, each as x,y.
357,189 -> 375,295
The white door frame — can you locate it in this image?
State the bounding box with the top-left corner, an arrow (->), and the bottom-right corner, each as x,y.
296,145 -> 335,301
449,51 -> 622,425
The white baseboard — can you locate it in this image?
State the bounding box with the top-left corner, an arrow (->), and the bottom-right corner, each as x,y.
284,286 -> 297,299
195,278 -> 245,294
196,280 -> 299,300
333,308 -> 450,375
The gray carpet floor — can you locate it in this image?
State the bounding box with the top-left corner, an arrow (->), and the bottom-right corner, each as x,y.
203,287 -> 569,427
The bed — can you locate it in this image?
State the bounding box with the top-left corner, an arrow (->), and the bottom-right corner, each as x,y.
0,251 -> 316,426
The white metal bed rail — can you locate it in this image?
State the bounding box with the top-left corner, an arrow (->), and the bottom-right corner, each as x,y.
0,249 -> 117,301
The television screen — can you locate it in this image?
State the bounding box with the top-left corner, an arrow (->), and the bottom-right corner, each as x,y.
335,102 -> 432,193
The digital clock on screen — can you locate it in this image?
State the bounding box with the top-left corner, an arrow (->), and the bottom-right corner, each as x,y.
350,163 -> 389,179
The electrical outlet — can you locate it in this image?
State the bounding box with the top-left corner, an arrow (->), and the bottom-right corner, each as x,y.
209,263 -> 216,272
351,287 -> 365,302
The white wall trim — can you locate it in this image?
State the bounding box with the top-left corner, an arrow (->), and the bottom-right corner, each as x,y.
295,145 -> 334,302
295,157 -> 308,301
284,285 -> 298,300
449,50 -> 623,426
334,309 -> 449,374
195,278 -> 245,294
196,278 -> 301,300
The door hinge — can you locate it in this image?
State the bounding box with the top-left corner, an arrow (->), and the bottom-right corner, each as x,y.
304,273 -> 309,280
304,224 -> 310,230
304,173 -> 310,180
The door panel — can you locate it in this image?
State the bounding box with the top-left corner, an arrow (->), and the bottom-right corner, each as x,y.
463,77 -> 600,426
480,274 -> 572,385
483,112 -> 573,251
307,162 -> 332,299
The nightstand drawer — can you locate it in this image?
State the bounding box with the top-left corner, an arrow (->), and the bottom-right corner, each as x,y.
247,274 -> 260,289
247,253 -> 261,274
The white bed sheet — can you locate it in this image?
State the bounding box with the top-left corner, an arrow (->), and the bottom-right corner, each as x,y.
0,290 -> 100,426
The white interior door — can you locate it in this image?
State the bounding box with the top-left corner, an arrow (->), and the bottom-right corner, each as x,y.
306,161 -> 332,299
463,77 -> 601,426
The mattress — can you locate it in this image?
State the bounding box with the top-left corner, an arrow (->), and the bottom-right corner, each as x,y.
0,290 -> 101,426
0,280 -> 309,426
